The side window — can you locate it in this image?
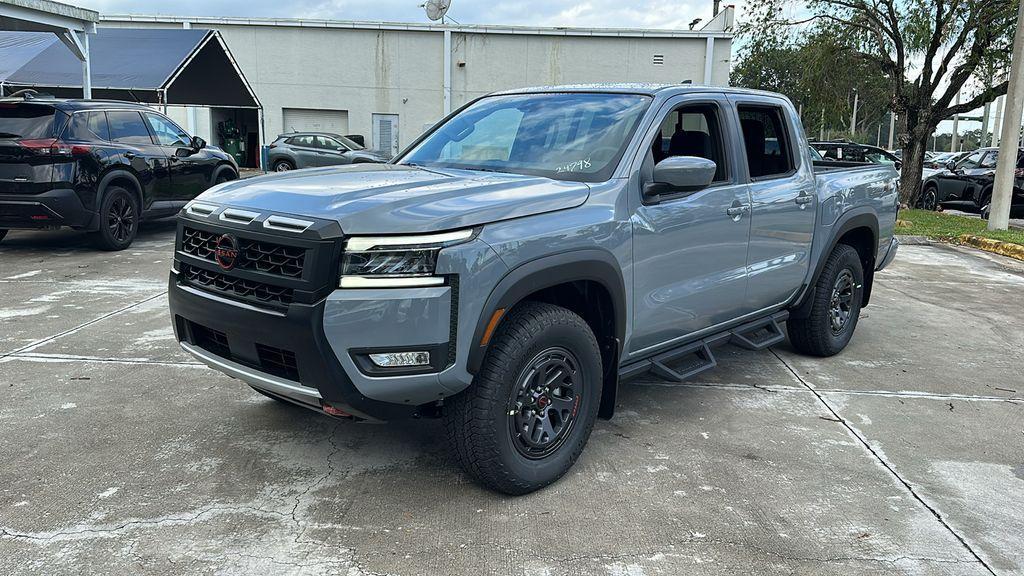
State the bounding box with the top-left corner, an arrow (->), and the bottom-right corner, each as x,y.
292,135 -> 314,147
144,113 -> 190,147
440,107 -> 523,162
738,106 -> 795,179
315,136 -> 346,151
651,104 -> 728,182
980,151 -> 999,169
66,112 -> 109,142
106,111 -> 154,145
959,151 -> 983,169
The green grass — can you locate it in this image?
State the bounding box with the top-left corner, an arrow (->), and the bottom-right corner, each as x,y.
897,209 -> 1024,246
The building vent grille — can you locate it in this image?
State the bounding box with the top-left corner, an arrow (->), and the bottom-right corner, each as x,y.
653,54 -> 665,65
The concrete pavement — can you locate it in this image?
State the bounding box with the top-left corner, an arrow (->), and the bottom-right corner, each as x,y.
1,225 -> 1022,575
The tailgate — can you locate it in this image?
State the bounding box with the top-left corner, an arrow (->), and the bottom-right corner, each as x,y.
0,103 -> 62,195
0,140 -> 55,194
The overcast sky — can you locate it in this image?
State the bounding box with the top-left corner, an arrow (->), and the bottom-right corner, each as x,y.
73,0 -> 739,29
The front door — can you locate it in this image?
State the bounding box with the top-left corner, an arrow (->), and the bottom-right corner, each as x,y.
733,100 -> 817,310
629,96 -> 752,355
143,112 -> 209,199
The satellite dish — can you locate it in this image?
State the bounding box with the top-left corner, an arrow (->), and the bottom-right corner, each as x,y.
423,0 -> 451,21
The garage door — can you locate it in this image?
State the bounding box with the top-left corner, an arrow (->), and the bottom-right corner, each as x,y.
281,108 -> 349,135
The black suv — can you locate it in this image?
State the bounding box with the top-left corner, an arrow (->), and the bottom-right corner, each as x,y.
0,96 -> 238,250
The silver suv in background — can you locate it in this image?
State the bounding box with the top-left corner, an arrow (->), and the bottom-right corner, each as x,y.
267,132 -> 389,171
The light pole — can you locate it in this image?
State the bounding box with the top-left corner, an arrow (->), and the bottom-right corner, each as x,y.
989,0 -> 1024,231
849,89 -> 859,138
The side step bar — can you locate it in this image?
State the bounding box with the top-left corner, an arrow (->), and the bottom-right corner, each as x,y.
619,311 -> 789,384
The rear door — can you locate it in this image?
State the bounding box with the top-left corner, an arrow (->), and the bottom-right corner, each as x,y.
629,94 -> 753,354
106,110 -> 173,205
733,98 -> 817,311
287,135 -> 320,168
0,102 -> 65,195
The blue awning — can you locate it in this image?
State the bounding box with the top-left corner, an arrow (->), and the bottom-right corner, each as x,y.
0,27 -> 259,108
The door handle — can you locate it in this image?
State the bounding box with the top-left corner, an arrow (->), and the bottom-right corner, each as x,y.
795,193 -> 814,205
726,204 -> 750,219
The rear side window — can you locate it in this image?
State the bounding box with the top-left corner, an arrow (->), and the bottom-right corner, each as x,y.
106,111 -> 153,145
0,104 -> 61,139
738,106 -> 795,179
66,112 -> 110,142
290,136 -> 314,147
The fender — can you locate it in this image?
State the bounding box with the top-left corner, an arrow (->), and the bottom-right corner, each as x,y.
87,170 -> 144,230
212,163 -> 237,185
790,209 -> 878,319
466,249 -> 627,376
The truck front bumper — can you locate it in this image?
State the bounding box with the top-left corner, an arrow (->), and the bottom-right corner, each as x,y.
169,272 -> 462,421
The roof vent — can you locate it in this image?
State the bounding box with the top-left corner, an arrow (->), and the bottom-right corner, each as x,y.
653,54 -> 665,66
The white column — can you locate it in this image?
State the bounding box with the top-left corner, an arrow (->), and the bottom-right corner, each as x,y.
950,92 -> 961,152
888,112 -> 896,150
443,29 -> 452,116
81,32 -> 91,99
989,0 -> 1024,231
703,37 -> 715,85
992,94 -> 1005,147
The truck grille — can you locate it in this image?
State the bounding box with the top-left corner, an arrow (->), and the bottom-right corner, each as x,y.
182,227 -> 306,279
180,263 -> 294,306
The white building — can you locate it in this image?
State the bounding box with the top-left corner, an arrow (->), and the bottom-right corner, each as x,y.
100,10 -> 734,166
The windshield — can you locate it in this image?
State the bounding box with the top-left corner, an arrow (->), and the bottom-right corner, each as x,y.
399,93 -> 651,182
0,104 -> 62,139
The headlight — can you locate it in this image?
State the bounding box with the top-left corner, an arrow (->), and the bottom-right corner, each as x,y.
340,228 -> 476,288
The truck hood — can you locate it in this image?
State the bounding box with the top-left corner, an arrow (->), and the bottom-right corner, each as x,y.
199,164 -> 590,234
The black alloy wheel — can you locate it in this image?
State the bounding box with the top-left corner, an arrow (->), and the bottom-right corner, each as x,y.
508,347 -> 582,459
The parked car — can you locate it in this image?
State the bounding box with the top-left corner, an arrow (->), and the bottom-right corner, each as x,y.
169,85 -> 899,494
0,95 -> 237,250
267,132 -> 389,171
919,147 -> 1024,215
924,150 -> 970,169
811,140 -> 901,167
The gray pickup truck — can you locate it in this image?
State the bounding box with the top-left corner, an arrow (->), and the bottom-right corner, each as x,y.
168,84 -> 899,494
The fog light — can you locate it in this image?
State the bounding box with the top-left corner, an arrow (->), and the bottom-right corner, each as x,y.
369,351 -> 430,368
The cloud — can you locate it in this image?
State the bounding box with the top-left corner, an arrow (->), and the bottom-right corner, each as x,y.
74,0 -> 737,30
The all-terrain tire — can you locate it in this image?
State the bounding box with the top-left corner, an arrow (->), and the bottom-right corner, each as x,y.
444,301 -> 603,495
90,186 -> 139,251
787,244 -> 864,357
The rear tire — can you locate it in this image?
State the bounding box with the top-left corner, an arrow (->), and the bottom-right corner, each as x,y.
787,244 -> 864,357
90,186 -> 139,251
444,301 -> 603,495
273,160 -> 294,172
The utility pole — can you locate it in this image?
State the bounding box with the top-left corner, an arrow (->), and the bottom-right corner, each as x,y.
849,89 -> 859,137
950,92 -> 961,152
876,124 -> 881,147
989,0 -> 1024,231
888,112 -> 896,150
980,100 -> 991,148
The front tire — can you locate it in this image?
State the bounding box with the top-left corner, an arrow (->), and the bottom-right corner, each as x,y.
919,185 -> 938,211
787,244 -> 864,357
90,186 -> 139,251
444,302 -> 603,495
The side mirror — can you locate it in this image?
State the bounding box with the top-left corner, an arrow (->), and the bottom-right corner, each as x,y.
192,136 -> 207,151
946,160 -> 958,172
644,156 -> 717,204
894,161 -> 902,171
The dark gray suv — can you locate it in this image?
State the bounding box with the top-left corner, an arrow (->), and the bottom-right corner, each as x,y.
267,132 -> 389,171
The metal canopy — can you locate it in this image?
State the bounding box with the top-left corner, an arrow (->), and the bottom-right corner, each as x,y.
0,27 -> 260,108
1,0 -> 98,97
